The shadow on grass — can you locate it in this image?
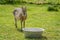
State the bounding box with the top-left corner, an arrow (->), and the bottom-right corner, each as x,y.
17,28 -> 23,32
25,36 -> 47,40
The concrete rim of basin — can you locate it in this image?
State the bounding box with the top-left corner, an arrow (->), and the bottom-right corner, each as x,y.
22,28 -> 45,32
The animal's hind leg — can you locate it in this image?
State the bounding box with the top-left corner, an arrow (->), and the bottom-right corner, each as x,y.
15,18 -> 17,28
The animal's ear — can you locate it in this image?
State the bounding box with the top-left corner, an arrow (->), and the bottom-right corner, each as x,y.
24,6 -> 27,11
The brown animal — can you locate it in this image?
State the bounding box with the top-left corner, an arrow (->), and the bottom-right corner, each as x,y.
13,6 -> 27,31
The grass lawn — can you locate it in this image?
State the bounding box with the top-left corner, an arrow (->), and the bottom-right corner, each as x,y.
0,4 -> 60,40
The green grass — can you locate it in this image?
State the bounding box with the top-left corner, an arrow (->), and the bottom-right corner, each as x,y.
0,4 -> 60,40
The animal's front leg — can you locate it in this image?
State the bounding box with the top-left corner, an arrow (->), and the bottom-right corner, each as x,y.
21,20 -> 23,31
23,20 -> 25,28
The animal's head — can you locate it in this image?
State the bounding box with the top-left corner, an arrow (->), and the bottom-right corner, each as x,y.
22,6 -> 27,13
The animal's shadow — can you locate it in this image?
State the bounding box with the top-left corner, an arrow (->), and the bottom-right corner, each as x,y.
25,36 -> 47,40
17,28 -> 23,32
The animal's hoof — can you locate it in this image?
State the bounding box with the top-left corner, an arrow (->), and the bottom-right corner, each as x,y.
15,26 -> 17,28
16,27 -> 17,28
